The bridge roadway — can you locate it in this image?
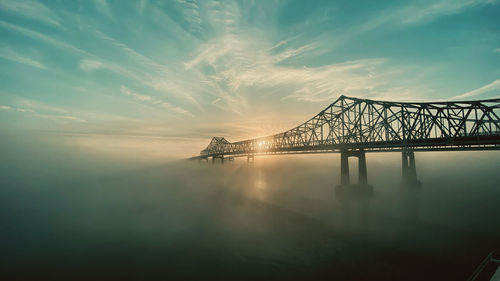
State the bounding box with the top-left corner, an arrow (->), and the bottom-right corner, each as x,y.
191,95 -> 500,187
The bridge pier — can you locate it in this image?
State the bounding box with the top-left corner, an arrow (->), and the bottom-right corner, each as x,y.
358,151 -> 368,185
247,154 -> 254,164
402,150 -> 421,187
340,149 -> 368,186
336,149 -> 373,200
340,150 -> 350,185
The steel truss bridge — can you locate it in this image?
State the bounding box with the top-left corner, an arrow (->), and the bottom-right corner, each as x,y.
193,95 -> 500,186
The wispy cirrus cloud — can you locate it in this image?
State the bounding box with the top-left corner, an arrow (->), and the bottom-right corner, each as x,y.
0,20 -> 94,57
0,104 -> 36,112
0,0 -> 61,27
93,31 -> 202,108
0,47 -> 45,69
138,0 -> 148,14
0,105 -> 13,110
184,30 -> 418,106
92,0 -> 113,20
181,0 -> 489,111
176,0 -> 203,35
79,59 -> 103,71
399,0 -> 497,24
120,86 -> 194,117
0,19 -> 202,114
0,99 -> 86,123
32,113 -> 87,123
451,79 -> 500,100
312,0 -> 498,53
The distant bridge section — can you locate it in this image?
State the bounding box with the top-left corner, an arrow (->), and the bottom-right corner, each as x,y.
194,95 -> 500,186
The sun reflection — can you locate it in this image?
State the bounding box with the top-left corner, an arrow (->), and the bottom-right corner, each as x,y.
253,169 -> 268,200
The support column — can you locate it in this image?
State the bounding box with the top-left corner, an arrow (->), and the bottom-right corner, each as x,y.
247,154 -> 254,164
212,156 -> 215,164
221,155 -> 224,164
358,150 -> 367,185
340,149 -> 350,185
402,150 -> 408,180
402,149 -> 420,186
336,149 -> 373,201
408,151 -> 417,181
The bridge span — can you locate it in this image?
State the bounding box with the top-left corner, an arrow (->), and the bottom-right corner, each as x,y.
192,95 -> 500,186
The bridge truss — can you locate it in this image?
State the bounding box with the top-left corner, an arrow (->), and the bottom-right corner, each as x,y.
199,95 -> 500,158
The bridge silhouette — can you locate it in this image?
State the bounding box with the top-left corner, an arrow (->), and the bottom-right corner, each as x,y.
192,95 -> 500,187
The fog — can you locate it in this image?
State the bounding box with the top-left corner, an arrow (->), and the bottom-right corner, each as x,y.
1,132 -> 500,280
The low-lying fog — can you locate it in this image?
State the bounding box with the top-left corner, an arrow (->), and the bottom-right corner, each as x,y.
1,133 -> 499,280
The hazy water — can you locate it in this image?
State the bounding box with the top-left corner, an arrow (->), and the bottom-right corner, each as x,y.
1,136 -> 500,280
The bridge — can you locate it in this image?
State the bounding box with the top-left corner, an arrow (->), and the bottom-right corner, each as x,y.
192,95 -> 500,187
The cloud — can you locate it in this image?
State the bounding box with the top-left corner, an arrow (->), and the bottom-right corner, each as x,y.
0,20 -> 201,111
93,31 -> 201,108
0,0 -> 61,27
0,105 -> 13,110
0,100 -> 84,122
176,0 -> 202,35
92,0 -> 113,19
399,0 -> 497,24
120,86 -> 194,117
14,107 -> 34,112
120,85 -> 153,101
269,38 -> 296,50
79,59 -> 104,71
0,47 -> 45,69
179,2 -> 435,112
184,31 -> 408,106
32,113 -> 87,123
138,0 -> 148,14
0,21 -> 94,57
451,79 -> 500,100
0,104 -> 36,112
16,98 -> 70,114
329,0 -> 498,47
159,101 -> 194,117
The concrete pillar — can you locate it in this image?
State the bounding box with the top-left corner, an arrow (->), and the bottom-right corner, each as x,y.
221,155 -> 224,164
408,151 -> 417,181
358,150 -> 367,185
402,149 -> 420,186
340,149 -> 350,185
212,156 -> 215,164
402,150 -> 409,180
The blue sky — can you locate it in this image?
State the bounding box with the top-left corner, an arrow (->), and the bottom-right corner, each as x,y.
0,0 -> 499,159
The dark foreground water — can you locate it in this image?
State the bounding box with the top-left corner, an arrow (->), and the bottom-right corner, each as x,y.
1,142 -> 500,280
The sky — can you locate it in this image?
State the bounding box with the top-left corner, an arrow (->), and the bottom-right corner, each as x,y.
0,0 -> 499,160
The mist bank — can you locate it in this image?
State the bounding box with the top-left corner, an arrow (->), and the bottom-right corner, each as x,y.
1,129 -> 500,280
